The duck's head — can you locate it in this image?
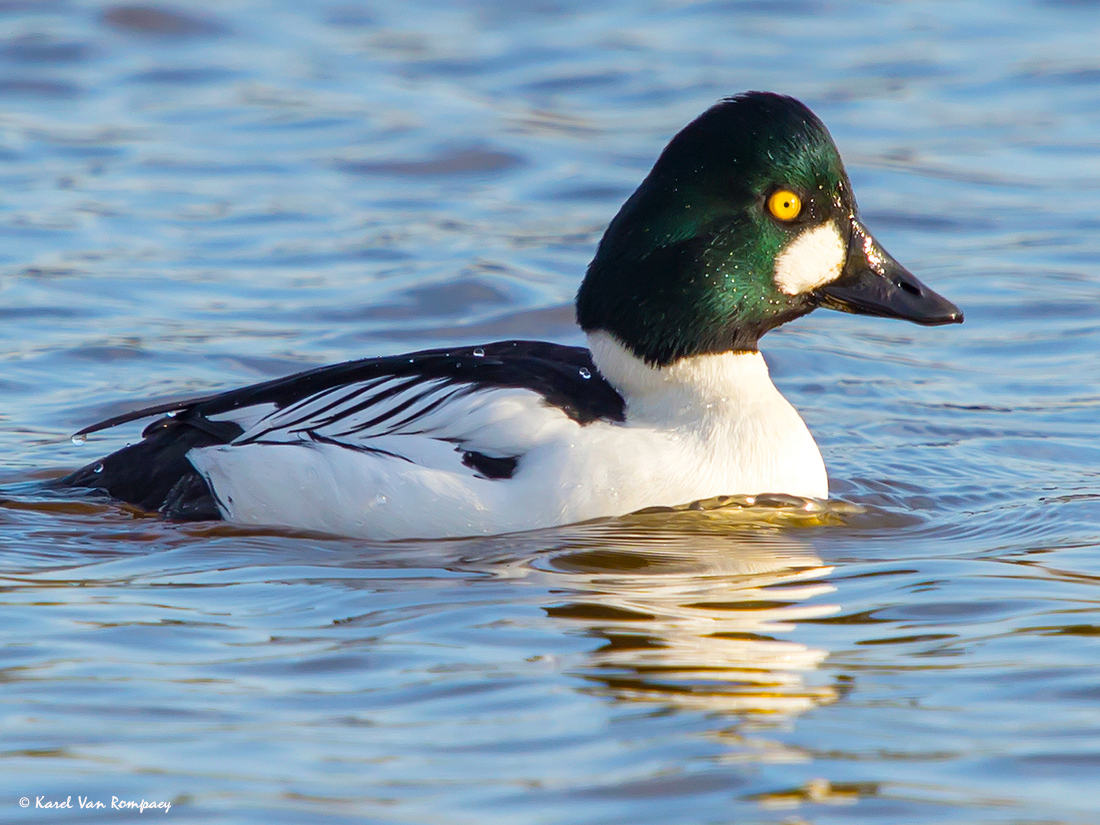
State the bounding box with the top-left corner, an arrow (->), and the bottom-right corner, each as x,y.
576,92 -> 962,367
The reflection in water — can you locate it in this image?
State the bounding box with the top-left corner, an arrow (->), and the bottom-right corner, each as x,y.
0,486 -> 845,721
472,503 -> 844,719
0,0 -> 1097,817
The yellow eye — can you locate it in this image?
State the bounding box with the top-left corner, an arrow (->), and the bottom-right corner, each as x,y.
767,189 -> 802,222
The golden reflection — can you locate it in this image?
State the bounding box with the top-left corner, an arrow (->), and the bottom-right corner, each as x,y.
745,778 -> 878,808
517,502 -> 845,718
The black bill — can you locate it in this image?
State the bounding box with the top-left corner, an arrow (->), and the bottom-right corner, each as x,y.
817,219 -> 963,326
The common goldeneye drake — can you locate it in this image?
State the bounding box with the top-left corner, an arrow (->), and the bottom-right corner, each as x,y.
59,92 -> 962,540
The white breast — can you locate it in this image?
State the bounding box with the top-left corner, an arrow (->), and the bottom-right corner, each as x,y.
583,332 -> 828,506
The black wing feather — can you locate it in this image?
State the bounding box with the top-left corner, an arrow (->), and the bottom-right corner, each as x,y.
60,409 -> 242,520
73,340 -> 624,437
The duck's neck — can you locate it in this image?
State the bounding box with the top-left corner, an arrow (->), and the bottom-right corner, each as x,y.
586,330 -> 829,500
586,330 -> 782,424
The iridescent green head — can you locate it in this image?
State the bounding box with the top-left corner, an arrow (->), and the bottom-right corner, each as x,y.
576,92 -> 961,367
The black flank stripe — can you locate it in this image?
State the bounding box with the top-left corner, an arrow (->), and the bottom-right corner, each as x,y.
461,450 -> 519,480
313,375 -> 436,431
247,385 -> 374,438
264,377 -> 387,422
305,431 -> 415,461
341,380 -> 455,436
382,386 -> 473,434
235,387 -> 369,444
237,377 -> 421,444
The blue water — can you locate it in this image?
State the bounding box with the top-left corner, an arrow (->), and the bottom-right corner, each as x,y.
3,1 -> 1100,822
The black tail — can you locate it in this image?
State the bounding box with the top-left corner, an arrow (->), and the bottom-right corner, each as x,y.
55,412 -> 244,521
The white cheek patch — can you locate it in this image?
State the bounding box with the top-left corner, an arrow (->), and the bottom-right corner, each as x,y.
773,222 -> 847,296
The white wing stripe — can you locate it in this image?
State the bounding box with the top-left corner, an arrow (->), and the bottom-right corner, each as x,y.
302,376 -> 427,428
252,377 -> 391,429
381,386 -> 474,434
325,381 -> 459,437
231,376 -> 464,444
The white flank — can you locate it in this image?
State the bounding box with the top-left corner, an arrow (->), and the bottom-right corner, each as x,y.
185,334 -> 828,540
773,221 -> 846,295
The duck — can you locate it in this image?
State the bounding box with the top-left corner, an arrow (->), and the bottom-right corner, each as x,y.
58,92 -> 962,540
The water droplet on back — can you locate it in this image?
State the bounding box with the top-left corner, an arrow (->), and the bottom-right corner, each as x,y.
472,348 -> 485,357
579,368 -> 591,379
93,462 -> 104,474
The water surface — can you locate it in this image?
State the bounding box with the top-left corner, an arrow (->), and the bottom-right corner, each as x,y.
2,1 -> 1100,823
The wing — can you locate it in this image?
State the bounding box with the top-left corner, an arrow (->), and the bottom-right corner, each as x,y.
73,340 -> 623,436
58,340 -> 625,520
